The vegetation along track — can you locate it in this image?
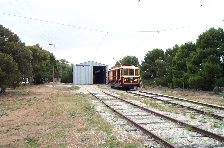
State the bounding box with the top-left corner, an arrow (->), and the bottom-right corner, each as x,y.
127,90 -> 224,120
89,89 -> 224,147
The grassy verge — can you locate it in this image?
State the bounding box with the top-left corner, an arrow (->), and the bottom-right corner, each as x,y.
0,84 -> 141,147
144,86 -> 224,106
117,92 -> 180,114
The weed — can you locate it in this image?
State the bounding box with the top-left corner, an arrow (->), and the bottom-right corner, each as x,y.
102,135 -> 140,148
59,143 -> 67,148
213,122 -> 220,128
24,137 -> 39,148
15,87 -> 30,95
213,121 -> 224,128
185,125 -> 194,131
126,144 -> 138,148
0,111 -> 8,117
84,105 -> 95,116
87,114 -> 112,133
68,111 -> 77,118
106,135 -> 120,148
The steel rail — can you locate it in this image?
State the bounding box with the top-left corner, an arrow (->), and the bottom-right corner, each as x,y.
89,91 -> 175,148
139,90 -> 224,110
128,91 -> 224,120
103,91 -> 224,142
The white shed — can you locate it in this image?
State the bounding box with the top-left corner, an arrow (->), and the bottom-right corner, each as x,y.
73,61 -> 108,85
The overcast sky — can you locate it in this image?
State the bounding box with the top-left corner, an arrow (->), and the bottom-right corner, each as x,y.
0,0 -> 223,67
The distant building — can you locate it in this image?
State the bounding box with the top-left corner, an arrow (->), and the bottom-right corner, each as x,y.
73,61 -> 108,85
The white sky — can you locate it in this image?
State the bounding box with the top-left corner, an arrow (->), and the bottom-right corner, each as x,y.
0,0 -> 223,67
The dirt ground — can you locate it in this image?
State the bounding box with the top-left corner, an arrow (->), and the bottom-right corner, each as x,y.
0,84 -> 147,148
0,85 -> 112,147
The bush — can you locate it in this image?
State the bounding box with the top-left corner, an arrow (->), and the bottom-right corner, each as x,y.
188,75 -> 204,90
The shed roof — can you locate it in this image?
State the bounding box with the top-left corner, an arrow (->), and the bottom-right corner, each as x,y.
75,61 -> 108,67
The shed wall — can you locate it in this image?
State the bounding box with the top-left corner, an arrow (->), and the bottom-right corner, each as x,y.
73,65 -> 92,85
73,61 -> 108,85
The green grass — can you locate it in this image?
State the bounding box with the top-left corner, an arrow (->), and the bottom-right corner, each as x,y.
12,87 -> 30,95
185,125 -> 194,131
212,121 -> 224,128
101,135 -> 140,148
106,135 -> 120,147
24,137 -> 39,148
59,143 -> 67,148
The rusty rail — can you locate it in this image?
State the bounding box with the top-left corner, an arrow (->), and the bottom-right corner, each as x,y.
104,91 -> 224,142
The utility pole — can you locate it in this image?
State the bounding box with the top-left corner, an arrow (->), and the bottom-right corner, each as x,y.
220,52 -> 224,98
49,43 -> 55,87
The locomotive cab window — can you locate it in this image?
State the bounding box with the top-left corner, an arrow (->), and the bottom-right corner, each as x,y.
135,69 -> 139,76
129,69 -> 134,76
123,69 -> 128,75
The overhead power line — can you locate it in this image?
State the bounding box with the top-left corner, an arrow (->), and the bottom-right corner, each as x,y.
138,30 -> 160,33
96,31 -> 109,50
2,12 -> 109,34
2,11 -> 110,51
137,25 -> 193,33
138,19 -> 224,34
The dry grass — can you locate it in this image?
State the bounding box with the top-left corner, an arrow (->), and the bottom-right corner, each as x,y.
144,86 -> 224,106
0,84 -> 140,147
116,91 -> 180,114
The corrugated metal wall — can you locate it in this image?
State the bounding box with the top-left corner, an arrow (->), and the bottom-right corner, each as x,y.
73,61 -> 108,85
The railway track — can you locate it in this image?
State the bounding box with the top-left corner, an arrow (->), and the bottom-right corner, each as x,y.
127,90 -> 224,120
89,89 -> 224,147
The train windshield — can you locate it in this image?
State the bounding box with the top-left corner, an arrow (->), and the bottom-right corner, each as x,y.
129,69 -> 134,76
135,69 -> 140,76
123,69 -> 128,75
123,69 -> 139,76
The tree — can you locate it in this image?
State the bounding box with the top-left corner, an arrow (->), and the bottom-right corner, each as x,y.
139,27 -> 224,90
0,52 -> 20,93
164,46 -> 179,88
192,28 -> 224,90
197,28 -> 224,50
141,49 -> 166,85
0,25 -> 32,82
61,64 -> 73,83
115,55 -> 139,66
56,59 -> 73,83
28,44 -> 55,84
172,42 -> 196,88
0,24 -> 60,90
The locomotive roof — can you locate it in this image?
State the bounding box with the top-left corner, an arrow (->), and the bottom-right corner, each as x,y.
110,65 -> 139,70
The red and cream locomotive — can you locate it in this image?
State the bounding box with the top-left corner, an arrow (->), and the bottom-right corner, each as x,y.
108,64 -> 141,90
